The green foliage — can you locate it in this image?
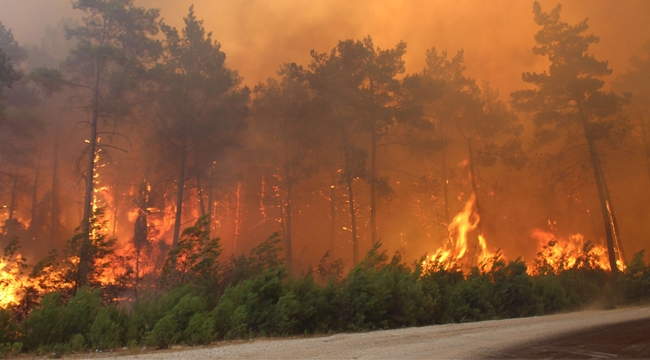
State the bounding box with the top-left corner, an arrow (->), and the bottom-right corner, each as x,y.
22,287 -> 102,351
68,334 -> 85,352
162,215 -> 221,290
0,309 -> 18,344
0,341 -> 22,358
6,241 -> 650,354
221,232 -> 283,290
89,306 -> 122,349
146,314 -> 176,349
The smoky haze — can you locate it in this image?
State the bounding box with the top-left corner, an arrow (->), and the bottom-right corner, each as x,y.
3,0 -> 649,95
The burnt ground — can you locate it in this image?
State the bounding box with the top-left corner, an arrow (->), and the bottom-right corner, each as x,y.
489,318 -> 650,359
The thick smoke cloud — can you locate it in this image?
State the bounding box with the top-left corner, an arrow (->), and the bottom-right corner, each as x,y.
3,0 -> 649,95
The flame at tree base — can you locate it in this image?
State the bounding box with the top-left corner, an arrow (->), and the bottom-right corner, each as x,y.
530,229 -> 625,274
424,193 -> 497,270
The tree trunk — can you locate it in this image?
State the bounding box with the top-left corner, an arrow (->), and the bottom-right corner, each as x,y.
233,181 -> 242,253
172,138 -> 187,248
369,78 -> 378,245
578,103 -> 619,276
196,172 -> 210,234
206,173 -> 214,235
600,160 -> 625,264
111,183 -> 119,238
51,116 -> 61,248
329,180 -> 336,257
466,140 -> 484,265
441,146 -> 451,236
347,176 -> 358,265
30,157 -> 40,236
342,137 -> 359,265
284,179 -> 293,267
8,171 -> 17,221
466,140 -> 483,232
78,59 -> 101,289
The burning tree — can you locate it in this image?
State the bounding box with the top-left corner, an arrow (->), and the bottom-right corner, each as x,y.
252,64 -> 322,267
307,37 -> 407,264
150,6 -> 249,249
512,2 -> 629,275
63,0 -> 160,288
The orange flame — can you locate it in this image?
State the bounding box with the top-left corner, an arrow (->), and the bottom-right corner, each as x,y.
530,229 -> 625,274
424,193 -> 496,270
0,256 -> 25,308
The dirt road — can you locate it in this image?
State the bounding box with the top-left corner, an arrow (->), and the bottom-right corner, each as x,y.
115,305 -> 650,359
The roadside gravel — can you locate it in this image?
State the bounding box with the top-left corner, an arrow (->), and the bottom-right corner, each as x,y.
95,305 -> 650,359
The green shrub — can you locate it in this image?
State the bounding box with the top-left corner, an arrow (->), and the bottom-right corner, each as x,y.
533,275 -> 568,314
146,314 -> 177,349
89,307 -> 122,349
69,334 -> 85,352
0,342 -> 22,358
185,312 -> 214,345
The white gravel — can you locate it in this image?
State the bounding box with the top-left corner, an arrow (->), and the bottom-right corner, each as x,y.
101,305 -> 650,359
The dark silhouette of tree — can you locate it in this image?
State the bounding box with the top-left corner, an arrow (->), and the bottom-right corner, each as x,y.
307,39 -> 372,265
0,21 -> 46,247
356,37 -> 407,245
150,6 -> 248,248
416,47 -> 526,245
512,2 -> 629,275
252,63 -> 322,266
64,0 -> 160,287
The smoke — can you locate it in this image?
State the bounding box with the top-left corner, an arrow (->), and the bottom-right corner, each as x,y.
3,0 -> 649,95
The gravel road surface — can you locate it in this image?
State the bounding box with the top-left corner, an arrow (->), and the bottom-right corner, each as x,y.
105,305 -> 650,359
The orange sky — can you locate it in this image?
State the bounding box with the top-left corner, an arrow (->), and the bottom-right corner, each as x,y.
2,0 -> 649,97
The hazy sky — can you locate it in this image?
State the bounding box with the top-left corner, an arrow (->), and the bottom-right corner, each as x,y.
1,0 -> 649,96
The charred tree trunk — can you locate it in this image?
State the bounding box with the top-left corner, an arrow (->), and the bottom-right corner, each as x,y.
329,180 -> 336,257
233,181 -> 242,253
369,78 -> 378,245
51,117 -> 61,247
347,176 -> 358,265
466,140 -> 483,232
578,101 -> 619,276
342,136 -> 359,265
370,126 -> 378,245
196,172 -> 210,234
29,157 -> 40,236
600,159 -> 626,264
8,171 -> 17,221
284,178 -> 293,267
441,146 -> 451,235
206,173 -> 214,235
281,124 -> 294,266
78,59 -> 101,289
172,137 -> 187,248
111,183 -> 120,238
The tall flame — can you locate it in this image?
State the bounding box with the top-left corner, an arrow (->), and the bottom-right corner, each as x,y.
424,193 -> 496,270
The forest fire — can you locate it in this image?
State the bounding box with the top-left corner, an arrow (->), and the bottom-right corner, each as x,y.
0,0 -> 650,354
0,257 -> 23,308
423,193 -> 497,270
530,229 -> 625,273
